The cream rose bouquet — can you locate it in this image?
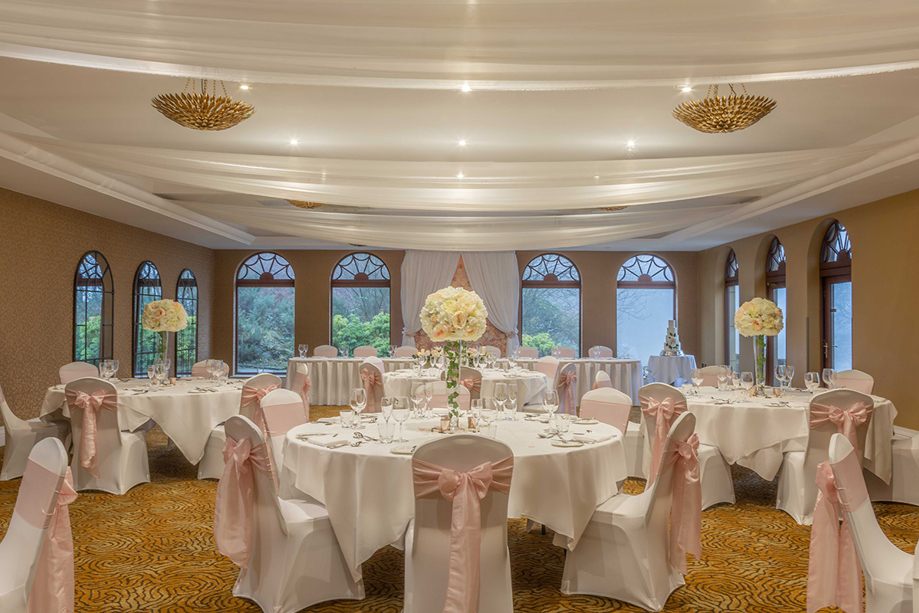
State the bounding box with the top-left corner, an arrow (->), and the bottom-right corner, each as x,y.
142,299 -> 188,364
420,287 -> 488,342
734,297 -> 783,337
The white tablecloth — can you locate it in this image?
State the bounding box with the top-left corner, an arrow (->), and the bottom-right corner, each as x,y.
507,358 -> 642,405
680,388 -> 897,482
286,357 -> 417,405
383,368 -> 548,409
282,417 -> 626,579
41,378 -> 242,464
646,355 -> 697,385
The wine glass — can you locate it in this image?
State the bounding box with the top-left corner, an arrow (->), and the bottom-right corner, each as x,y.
822,368 -> 837,389
775,365 -> 787,392
805,372 -> 821,392
470,398 -> 483,432
155,363 -> 168,387
99,359 -> 112,381
423,382 -> 435,417
339,346 -> 349,359
544,390 -> 559,424
691,368 -> 704,393
111,359 -> 120,380
506,353 -> 517,371
551,347 -> 561,359
716,370 -> 729,391
785,365 -> 795,389
507,385 -> 518,419
147,364 -> 157,389
731,371 -> 741,390
486,352 -> 497,370
494,383 -> 508,419
350,388 -> 367,425
481,399 -> 498,437
740,372 -> 755,394
392,402 -> 410,442
411,383 -> 425,418
380,396 -> 394,427
298,344 -> 309,358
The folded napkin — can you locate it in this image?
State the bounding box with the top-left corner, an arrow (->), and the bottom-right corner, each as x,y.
308,437 -> 348,448
572,433 -> 613,444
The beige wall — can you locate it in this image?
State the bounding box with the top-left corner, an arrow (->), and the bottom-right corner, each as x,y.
0,188 -> 215,419
699,189 -> 919,429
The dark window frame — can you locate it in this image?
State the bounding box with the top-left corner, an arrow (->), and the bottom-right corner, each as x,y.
73,251 -> 114,366
520,253 -> 582,354
765,238 -> 787,385
820,221 -> 852,369
132,261 -> 163,376
235,252 -> 295,374
175,269 -> 199,376
329,252 -> 392,345
723,250 -> 739,366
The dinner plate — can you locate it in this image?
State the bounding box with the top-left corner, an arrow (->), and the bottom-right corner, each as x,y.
551,440 -> 584,448
575,419 -> 598,425
390,446 -> 416,455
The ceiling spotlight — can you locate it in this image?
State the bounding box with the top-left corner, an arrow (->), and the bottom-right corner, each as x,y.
289,138 -> 299,145
461,83 -> 472,92
239,84 -> 251,90
681,86 -> 692,93
458,140 -> 467,146
457,172 -> 465,179
627,140 -> 636,149
594,175 -> 600,179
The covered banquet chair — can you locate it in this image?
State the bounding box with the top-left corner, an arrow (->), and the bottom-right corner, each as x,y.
190,360 -> 211,378
482,345 -> 501,359
834,369 -> 875,394
58,361 -> 99,384
352,345 -> 378,358
313,345 -> 338,357
257,388 -> 309,488
555,346 -> 577,358
865,426 -> 919,507
393,345 -> 417,358
594,370 -> 613,389
0,381 -> 68,481
697,365 -> 728,387
359,361 -> 384,413
516,346 -> 539,359
580,387 -> 632,437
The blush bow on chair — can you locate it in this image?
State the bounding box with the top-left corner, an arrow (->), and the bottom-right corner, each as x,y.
214,416 -> 363,613
556,365 -> 578,416
360,363 -> 384,413
404,435 -> 515,613
562,412 -> 702,611
0,382 -> 68,481
65,387 -> 116,478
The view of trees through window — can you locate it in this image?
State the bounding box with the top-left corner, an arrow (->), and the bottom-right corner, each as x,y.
74,251 -> 113,366
617,255 -> 676,369
236,253 -> 295,373
521,254 -> 580,356
821,221 -> 853,371
725,250 -> 740,372
176,269 -> 198,376
133,262 -> 163,376
331,253 -> 391,355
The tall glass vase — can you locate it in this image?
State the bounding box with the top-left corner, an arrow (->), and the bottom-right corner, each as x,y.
443,340 -> 464,429
753,335 -> 766,396
157,331 -> 170,363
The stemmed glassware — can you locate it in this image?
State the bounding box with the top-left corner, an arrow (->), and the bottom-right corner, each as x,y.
822,368 -> 837,389
731,371 -> 742,390
544,390 -> 559,426
392,399 -> 410,442
411,383 -> 425,418
470,399 -> 483,432
506,353 -> 517,371
147,364 -> 158,389
389,345 -> 397,358
507,385 -> 518,420
716,370 -> 730,391
784,365 -> 795,390
494,383 -> 508,420
380,396 -> 394,432
206,359 -> 217,380
298,344 -> 309,358
155,363 -> 168,387
775,365 -> 787,393
740,372 -> 755,395
805,372 -> 821,392
691,368 -> 704,394
100,359 -> 114,381
423,382 -> 435,418
350,388 -> 367,427
481,399 -> 498,437
486,352 -> 497,370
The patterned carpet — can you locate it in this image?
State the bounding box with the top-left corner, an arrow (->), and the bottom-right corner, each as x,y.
1,408 -> 917,613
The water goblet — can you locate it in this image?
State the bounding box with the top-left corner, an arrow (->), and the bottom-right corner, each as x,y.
111,359 -> 120,380
544,390 -> 559,428
298,344 -> 309,358
340,409 -> 354,429
423,382 -> 435,418
741,372 -> 755,395
507,385 -> 518,419
411,383 -> 425,418
775,365 -> 787,394
350,388 -> 367,426
805,372 -> 821,392
784,365 -> 795,389
822,368 -> 836,389
470,399 -> 483,432
481,399 -> 498,437
731,371 -> 742,390
716,370 -> 729,391
155,363 -> 168,387
380,396 -> 394,428
681,382 -> 694,398
147,364 -> 158,389
691,368 -> 704,393
392,404 -> 410,442
494,383 -> 508,419
100,359 -> 112,381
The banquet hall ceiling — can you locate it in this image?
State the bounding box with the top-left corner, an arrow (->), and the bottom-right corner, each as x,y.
0,0 -> 918,250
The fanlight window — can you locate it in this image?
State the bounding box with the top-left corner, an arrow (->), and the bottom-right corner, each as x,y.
176,270 -> 199,376
74,251 -> 114,366
521,254 -> 581,357
236,253 -> 295,373
766,238 -> 786,280
821,221 -> 851,266
331,253 -> 391,355
617,255 -> 676,367
820,221 -> 853,371
725,250 -> 739,283
133,261 -> 163,376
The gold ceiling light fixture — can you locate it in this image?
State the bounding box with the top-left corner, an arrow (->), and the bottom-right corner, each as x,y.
672,84 -> 776,133
152,78 -> 255,131
288,200 -> 326,210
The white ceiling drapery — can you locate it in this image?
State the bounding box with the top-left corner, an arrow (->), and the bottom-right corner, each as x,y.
400,251 -> 461,345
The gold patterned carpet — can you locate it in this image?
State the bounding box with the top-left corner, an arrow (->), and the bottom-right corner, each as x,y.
1,408 -> 917,613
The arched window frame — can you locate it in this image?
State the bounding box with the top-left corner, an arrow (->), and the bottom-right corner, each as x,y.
520,253 -> 582,355
724,250 -> 739,370
617,254 -> 676,302
765,239 -> 787,385
132,261 -> 163,376
73,251 -> 114,366
235,252 -> 295,374
175,269 -> 199,376
330,252 -> 392,347
820,221 -> 852,369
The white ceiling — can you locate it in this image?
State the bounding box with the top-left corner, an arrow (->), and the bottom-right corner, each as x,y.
0,0 -> 917,251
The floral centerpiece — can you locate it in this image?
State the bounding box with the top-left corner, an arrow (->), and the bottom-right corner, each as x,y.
734,297 -> 784,394
420,287 -> 488,427
142,299 -> 189,365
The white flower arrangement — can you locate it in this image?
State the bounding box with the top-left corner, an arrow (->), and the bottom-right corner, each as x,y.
142,299 -> 189,333
420,287 -> 488,343
734,297 -> 783,337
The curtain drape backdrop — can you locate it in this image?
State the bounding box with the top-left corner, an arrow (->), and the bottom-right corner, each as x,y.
400,251 -> 461,345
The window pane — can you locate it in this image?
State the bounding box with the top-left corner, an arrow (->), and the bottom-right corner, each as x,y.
133,263 -> 162,376
617,288 -> 674,369
727,286 -> 740,372
331,287 -> 391,355
74,285 -> 102,363
236,286 -> 295,373
176,272 -> 198,376
830,281 -> 853,371
773,287 -> 787,373
521,287 -> 580,357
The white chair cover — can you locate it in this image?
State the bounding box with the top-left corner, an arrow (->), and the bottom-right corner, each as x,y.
190,361 -> 210,378
362,356 -> 386,373
776,389 -> 874,525
314,345 -> 338,357
556,363 -> 578,416
353,345 -> 378,358
404,435 -> 514,613
835,370 -> 875,394
216,416 -> 363,612
561,412 -> 699,611
394,346 -> 417,358
580,388 -> 632,435
482,345 -> 501,359
594,370 -> 613,390
535,356 -> 559,384
0,437 -> 72,613
698,366 -> 728,387
556,346 -> 577,359
65,377 -> 149,495
359,362 -> 384,413
289,363 -> 312,420
259,389 -> 308,497
58,362 -> 99,385
589,346 -> 614,358
865,426 -> 919,507
430,384 -> 471,412
0,382 -> 68,481
517,346 -> 539,359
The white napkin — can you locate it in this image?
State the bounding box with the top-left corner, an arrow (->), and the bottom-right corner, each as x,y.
308,437 -> 348,448
573,433 -> 613,444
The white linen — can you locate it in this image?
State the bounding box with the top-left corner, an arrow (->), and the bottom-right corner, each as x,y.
40,378 -> 241,464
511,358 -> 642,405
383,369 -> 548,408
646,355 -> 698,385
461,252 -> 520,353
282,418 -> 626,578
683,388 -> 897,482
399,251 -> 460,344
286,358 -> 417,405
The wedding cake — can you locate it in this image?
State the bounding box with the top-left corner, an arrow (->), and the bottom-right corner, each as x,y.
661,320 -> 684,356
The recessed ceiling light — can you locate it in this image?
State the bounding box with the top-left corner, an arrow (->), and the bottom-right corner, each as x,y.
461,83 -> 472,92
458,140 -> 467,146
289,139 -> 299,145
627,140 -> 636,148
681,86 -> 692,93
239,84 -> 251,90
457,172 -> 465,178
594,175 -> 600,179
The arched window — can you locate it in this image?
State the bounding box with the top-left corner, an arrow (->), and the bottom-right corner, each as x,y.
521,254 -> 581,357
133,261 -> 163,376
724,250 -> 740,371
617,254 -> 676,368
236,253 -> 295,374
765,239 -> 787,384
820,221 -> 852,370
331,253 -> 391,355
175,269 -> 198,376
74,251 -> 114,366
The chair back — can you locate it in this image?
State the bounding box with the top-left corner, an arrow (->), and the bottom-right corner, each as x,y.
556,363 -> 578,415
458,367 -> 482,401
430,383 -> 471,412
314,345 -> 338,357
59,362 -> 99,384
482,345 -> 501,359
804,389 -> 874,472
834,370 -> 875,394
698,365 -> 728,387
536,356 -> 560,383
410,435 -> 513,612
579,388 -> 632,434
239,374 -> 283,422
593,370 -> 612,390
0,437 -> 68,604
65,377 -> 122,484
517,346 -> 539,359
363,356 -> 385,373
642,412 -> 696,525
353,345 -> 378,358
190,361 -> 210,377
0,381 -> 27,431
589,345 -> 614,358
394,345 -> 417,358
259,389 -> 308,477
639,382 -> 688,483
555,346 -> 577,359
359,361 -> 384,413
289,362 -> 311,419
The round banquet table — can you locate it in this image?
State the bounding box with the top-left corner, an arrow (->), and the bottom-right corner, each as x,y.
505,357 -> 642,405
672,387 -> 898,482
646,354 -> 697,386
383,368 -> 548,409
286,357 -> 417,405
40,378 -> 242,464
282,416 -> 627,580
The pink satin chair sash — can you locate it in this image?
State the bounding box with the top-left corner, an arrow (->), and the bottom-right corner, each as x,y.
28,465 -> 77,613
557,371 -> 577,415
65,389 -> 117,478
639,394 -> 688,484
807,458 -> 863,613
810,402 -> 873,453
412,456 -> 514,613
240,384 -> 279,409
459,377 -> 481,393
291,372 -> 312,421
361,369 -> 383,413
663,433 -> 702,575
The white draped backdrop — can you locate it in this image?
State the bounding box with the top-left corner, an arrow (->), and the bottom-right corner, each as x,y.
401,251 -> 520,353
